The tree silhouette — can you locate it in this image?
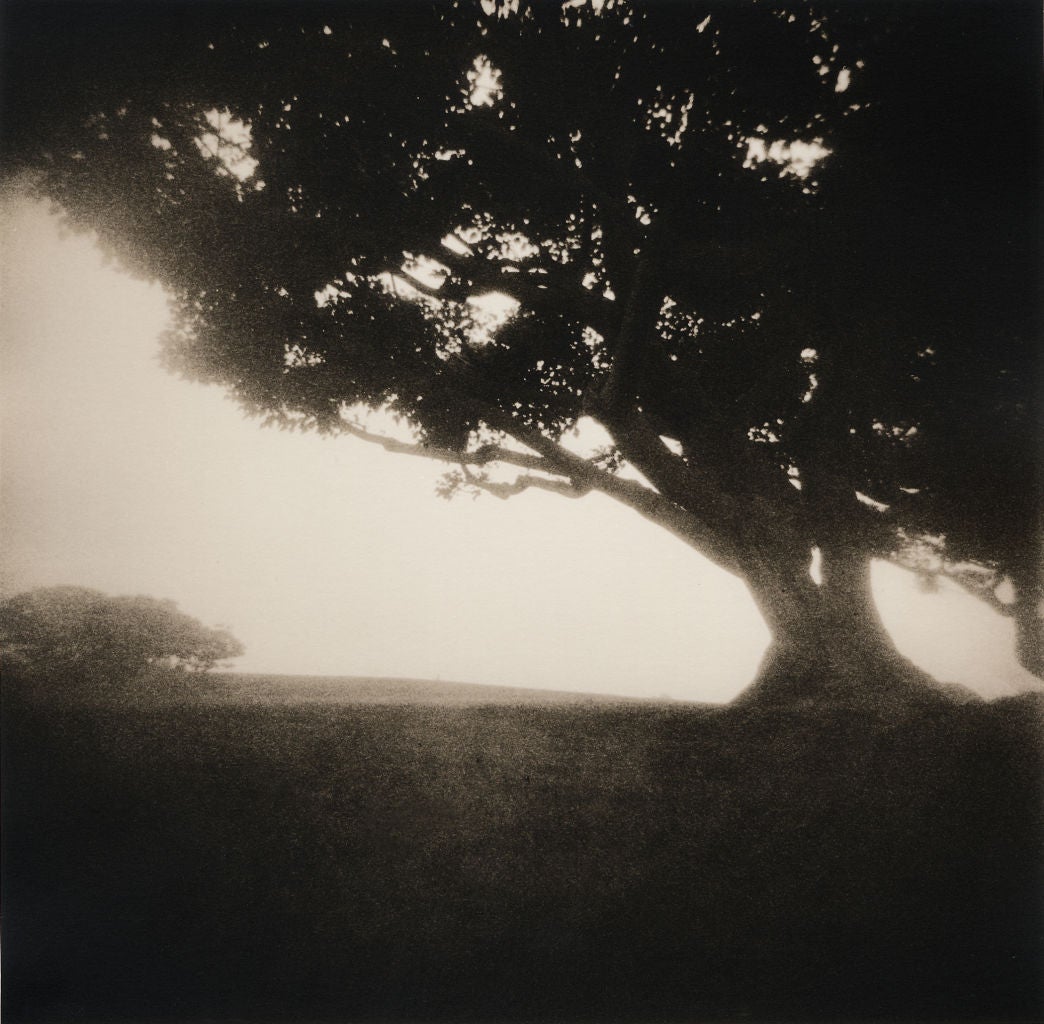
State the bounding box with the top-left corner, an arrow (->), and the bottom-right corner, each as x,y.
2,0 -> 1039,702
0,586 -> 244,689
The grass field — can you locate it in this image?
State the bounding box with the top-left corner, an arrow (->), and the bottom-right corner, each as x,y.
2,672 -> 1041,1023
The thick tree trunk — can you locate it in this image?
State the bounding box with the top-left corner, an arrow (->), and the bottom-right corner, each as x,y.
734,544 -> 959,709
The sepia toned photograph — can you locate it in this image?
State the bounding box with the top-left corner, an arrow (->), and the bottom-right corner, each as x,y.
1,1 -> 1041,1021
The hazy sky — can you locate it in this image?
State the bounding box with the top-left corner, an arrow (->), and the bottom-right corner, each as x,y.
1,192 -> 1038,701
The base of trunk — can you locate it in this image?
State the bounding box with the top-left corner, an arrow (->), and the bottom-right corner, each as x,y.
737,550 -> 985,710
734,634 -> 980,711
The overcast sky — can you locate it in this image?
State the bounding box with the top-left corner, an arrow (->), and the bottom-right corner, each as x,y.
1,191 -> 1038,701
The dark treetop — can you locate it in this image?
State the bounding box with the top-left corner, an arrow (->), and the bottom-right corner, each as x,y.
3,0 -> 1039,696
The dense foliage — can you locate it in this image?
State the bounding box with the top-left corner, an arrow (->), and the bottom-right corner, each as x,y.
0,586 -> 244,685
2,0 -> 1039,687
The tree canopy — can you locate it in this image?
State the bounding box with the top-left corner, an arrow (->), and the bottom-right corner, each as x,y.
2,0 -> 1039,695
0,586 -> 244,687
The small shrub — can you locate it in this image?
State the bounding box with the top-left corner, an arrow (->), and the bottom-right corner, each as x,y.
0,586 -> 243,699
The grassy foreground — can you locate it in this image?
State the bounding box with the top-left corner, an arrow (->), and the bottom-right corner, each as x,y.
2,673 -> 1041,1023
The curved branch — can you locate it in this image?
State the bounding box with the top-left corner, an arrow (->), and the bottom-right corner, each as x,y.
461,464 -> 589,501
340,354 -> 749,576
339,419 -> 546,474
471,404 -> 747,572
587,465 -> 747,574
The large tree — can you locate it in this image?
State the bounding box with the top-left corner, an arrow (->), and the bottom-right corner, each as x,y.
3,0 -> 1039,703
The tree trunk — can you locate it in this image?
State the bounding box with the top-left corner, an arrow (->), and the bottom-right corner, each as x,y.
734,544 -> 961,709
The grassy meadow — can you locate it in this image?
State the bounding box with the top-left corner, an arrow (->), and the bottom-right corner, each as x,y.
2,671 -> 1041,1023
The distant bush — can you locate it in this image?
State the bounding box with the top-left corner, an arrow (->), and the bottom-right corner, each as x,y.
0,586 -> 243,695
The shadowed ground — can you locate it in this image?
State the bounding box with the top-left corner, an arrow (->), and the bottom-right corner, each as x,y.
2,673 -> 1041,1023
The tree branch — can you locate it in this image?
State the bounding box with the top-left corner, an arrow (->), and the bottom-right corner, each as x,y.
581,238 -> 737,522
596,254 -> 659,414
339,418 -> 547,474
433,242 -> 617,336
467,402 -> 748,572
882,546 -> 1032,627
461,464 -> 589,501
340,355 -> 749,575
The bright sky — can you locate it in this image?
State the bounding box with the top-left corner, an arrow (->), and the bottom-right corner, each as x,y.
1,192 -> 1039,702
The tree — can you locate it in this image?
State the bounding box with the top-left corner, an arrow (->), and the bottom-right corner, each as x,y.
2,1 -> 1039,704
0,586 -> 244,688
